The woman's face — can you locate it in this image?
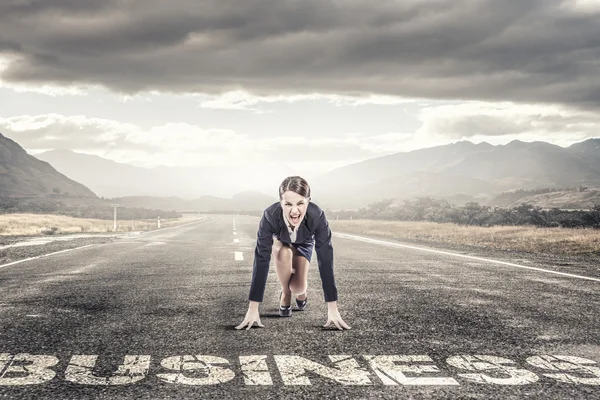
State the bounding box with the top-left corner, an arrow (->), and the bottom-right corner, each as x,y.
280,190 -> 309,227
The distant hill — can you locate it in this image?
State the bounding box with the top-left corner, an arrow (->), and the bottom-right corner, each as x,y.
321,170 -> 497,209
508,188 -> 600,210
443,140 -> 599,187
311,139 -> 600,209
567,138 -> 600,158
0,132 -> 97,198
35,149 -> 295,199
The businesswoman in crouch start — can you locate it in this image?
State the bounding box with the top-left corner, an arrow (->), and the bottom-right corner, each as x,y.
236,176 -> 350,331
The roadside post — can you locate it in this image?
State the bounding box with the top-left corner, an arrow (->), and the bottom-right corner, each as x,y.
111,204 -> 119,232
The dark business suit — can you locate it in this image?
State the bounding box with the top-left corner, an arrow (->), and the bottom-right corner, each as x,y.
248,201 -> 338,303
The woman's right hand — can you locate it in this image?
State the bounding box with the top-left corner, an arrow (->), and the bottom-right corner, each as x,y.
235,302 -> 264,330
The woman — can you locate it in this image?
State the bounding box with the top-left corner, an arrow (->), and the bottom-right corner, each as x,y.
235,176 -> 350,331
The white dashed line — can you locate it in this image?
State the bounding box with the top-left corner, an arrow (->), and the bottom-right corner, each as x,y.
234,252 -> 244,261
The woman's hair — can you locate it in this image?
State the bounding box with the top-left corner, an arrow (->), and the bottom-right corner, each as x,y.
278,176 -> 311,201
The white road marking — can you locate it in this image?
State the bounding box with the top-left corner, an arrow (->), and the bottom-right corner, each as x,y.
233,239 -> 239,243
364,355 -> 458,386
233,232 -> 237,235
526,355 -> 600,385
335,232 -> 600,283
446,355 -> 539,385
274,355 -> 372,385
0,354 -> 59,385
234,252 -> 244,261
0,353 -> 597,386
65,355 -> 151,385
0,239 -> 54,248
0,244 -> 97,269
156,356 -> 235,385
0,233 -> 123,250
240,356 -> 273,385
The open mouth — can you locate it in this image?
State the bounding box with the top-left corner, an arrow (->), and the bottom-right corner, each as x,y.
290,215 -> 300,223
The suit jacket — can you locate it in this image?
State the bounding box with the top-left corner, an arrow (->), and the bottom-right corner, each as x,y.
248,201 -> 338,303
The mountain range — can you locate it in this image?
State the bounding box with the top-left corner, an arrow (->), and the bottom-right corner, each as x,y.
310,139 -> 600,208
2,130 -> 600,210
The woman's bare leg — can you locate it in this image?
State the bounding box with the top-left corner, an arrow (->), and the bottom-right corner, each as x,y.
273,238 -> 293,306
289,253 -> 310,300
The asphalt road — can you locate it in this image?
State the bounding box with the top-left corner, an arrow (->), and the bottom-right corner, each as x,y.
0,215 -> 599,399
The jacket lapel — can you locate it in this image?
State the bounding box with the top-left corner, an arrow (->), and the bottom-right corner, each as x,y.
295,218 -> 310,243
276,208 -> 291,243
279,223 -> 291,243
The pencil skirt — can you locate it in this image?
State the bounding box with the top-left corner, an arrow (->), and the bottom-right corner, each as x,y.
272,234 -> 315,263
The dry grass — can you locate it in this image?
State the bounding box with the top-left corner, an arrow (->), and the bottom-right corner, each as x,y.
0,213 -> 203,236
4,214 -> 598,255
330,219 -> 600,256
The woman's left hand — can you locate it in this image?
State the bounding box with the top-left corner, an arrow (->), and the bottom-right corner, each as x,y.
324,301 -> 351,330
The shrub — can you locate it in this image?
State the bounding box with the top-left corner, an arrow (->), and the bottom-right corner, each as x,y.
41,226 -> 60,235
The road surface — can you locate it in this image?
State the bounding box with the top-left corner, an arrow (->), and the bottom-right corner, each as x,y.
0,215 -> 598,399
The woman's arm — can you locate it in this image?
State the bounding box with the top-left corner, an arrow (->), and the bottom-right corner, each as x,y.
248,210 -> 275,303
313,210 -> 338,302
314,210 -> 350,330
236,211 -> 274,330
324,301 -> 350,330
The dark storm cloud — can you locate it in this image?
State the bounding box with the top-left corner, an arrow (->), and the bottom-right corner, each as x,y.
3,0 -> 110,15
1,0 -> 599,107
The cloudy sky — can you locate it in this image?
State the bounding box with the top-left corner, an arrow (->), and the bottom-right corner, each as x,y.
1,0 -> 599,181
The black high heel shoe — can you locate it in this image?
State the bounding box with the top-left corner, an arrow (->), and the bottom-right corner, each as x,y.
279,291 -> 292,317
296,294 -> 307,311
